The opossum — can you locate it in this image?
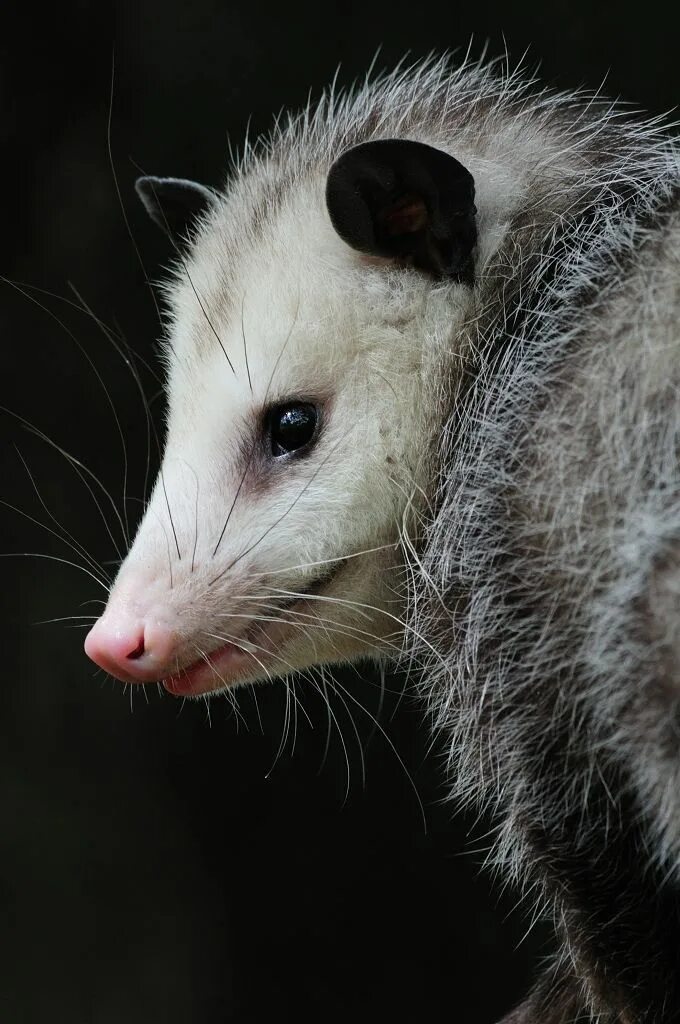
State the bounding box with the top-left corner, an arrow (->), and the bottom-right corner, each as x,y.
83,56 -> 680,1022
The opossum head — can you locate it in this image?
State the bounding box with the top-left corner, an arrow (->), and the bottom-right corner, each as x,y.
84,139 -> 477,697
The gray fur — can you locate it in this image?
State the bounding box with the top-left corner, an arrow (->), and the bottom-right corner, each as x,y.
392,62 -> 680,1023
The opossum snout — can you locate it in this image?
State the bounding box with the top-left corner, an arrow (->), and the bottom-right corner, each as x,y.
84,614 -> 178,685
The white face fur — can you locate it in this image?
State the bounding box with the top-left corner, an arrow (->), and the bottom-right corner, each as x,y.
84,143 -> 478,698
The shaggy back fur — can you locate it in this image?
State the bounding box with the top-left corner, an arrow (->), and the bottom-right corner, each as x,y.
400,62 -> 680,1023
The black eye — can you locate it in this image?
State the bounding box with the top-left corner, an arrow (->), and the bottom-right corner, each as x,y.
267,402 -> 319,458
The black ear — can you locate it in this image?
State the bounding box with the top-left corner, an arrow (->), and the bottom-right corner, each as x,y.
135,176 -> 216,238
326,139 -> 477,282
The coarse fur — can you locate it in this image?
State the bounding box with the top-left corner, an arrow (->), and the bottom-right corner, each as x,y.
88,55 -> 680,1021
413,149 -> 680,1021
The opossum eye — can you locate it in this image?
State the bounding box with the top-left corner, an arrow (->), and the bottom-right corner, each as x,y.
267,403 -> 319,458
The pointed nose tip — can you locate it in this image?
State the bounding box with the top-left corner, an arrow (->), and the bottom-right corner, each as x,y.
84,615 -> 178,684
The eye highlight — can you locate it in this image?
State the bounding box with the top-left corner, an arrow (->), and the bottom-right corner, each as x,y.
266,402 -> 319,458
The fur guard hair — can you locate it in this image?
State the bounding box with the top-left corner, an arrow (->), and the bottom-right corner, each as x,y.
391,59 -> 680,1023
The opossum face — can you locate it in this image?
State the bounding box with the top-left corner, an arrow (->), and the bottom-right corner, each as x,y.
84,140 -> 476,697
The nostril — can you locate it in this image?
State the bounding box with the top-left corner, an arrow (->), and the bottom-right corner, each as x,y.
85,615 -> 177,685
127,637 -> 146,660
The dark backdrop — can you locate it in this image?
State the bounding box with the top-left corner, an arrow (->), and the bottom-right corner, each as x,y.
1,4 -> 676,1023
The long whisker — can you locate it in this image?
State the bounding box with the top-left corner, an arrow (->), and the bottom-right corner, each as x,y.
161,515 -> 174,589
261,292 -> 301,405
235,600 -> 404,658
210,606 -> 426,729
68,282 -> 157,508
176,457 -> 200,572
0,496 -> 110,590
247,542 -> 399,579
308,673 -> 352,801
267,676 -> 292,777
191,466 -> 200,573
241,292 -> 252,392
26,426 -> 125,560
330,675 -> 427,833
249,686 -> 264,735
33,614 -> 99,625
209,428 -> 353,587
315,665 -> 334,776
262,585 -> 447,670
240,587 -> 426,673
0,406 -> 127,556
210,438 -> 256,560
202,628 -> 318,766
256,587 -> 376,623
190,642 -> 250,729
368,661 -> 388,747
160,466 -> 182,561
202,695 -> 212,728
107,52 -> 165,334
211,297 -> 301,558
13,446 -> 111,587
0,278 -> 132,547
0,552 -> 110,591
133,167 -> 235,375
289,676 -> 300,758
202,626 -> 298,676
326,675 -> 367,790
4,278 -> 162,385
178,261 -> 236,373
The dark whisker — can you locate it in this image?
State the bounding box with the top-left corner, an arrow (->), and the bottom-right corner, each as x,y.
107,51 -> 166,337
211,298 -> 301,558
191,466 -> 200,573
0,406 -> 126,559
208,427 -> 353,587
133,165 -> 235,375
177,261 -> 235,373
0,552 -> 110,591
160,513 -> 174,589
160,467 -> 182,561
13,445 -> 110,588
68,283 -> 156,510
241,293 -> 252,393
3,279 -> 161,385
211,439 -> 256,559
0,277 -> 132,548
0,494 -> 111,590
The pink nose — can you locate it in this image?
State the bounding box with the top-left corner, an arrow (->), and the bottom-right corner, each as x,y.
84,615 -> 178,684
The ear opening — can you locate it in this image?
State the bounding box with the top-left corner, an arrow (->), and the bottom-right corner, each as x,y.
135,176 -> 217,239
325,139 -> 477,282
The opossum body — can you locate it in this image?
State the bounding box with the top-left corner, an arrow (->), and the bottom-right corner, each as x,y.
84,57 -> 680,1022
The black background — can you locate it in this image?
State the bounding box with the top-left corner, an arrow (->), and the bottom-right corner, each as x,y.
1,4 -> 677,1022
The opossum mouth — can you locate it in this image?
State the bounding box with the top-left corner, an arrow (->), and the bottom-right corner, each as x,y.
162,560 -> 348,698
